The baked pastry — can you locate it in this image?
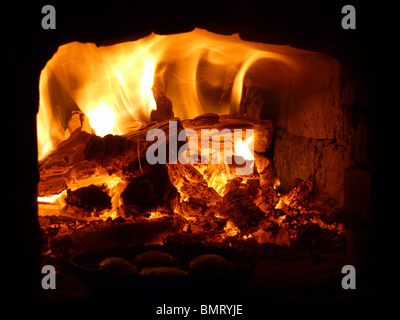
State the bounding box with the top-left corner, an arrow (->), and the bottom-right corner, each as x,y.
189,254 -> 235,275
98,257 -> 138,274
139,267 -> 188,276
134,250 -> 175,267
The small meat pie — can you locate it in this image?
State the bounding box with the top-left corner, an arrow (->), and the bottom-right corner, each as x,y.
98,257 -> 138,274
139,267 -> 188,276
189,254 -> 235,275
134,250 -> 175,267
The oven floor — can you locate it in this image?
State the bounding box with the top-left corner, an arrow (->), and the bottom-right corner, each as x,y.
41,250 -> 383,300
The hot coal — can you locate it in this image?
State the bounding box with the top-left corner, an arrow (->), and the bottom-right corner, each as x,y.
122,164 -> 177,213
220,184 -> 265,232
65,185 -> 111,212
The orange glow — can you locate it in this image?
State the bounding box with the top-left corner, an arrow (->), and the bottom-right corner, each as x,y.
207,167 -> 229,196
37,191 -> 66,204
37,28 -> 294,159
223,220 -> 240,238
273,178 -> 281,190
87,103 -> 116,137
36,29 -> 346,251
234,134 -> 254,161
141,58 -> 157,111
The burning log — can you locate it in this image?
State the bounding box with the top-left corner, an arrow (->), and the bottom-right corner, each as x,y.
256,227 -> 291,247
254,152 -> 275,186
39,128 -> 92,169
239,86 -> 263,121
122,164 -> 177,214
38,176 -> 68,198
219,66 -> 238,108
123,117 -> 183,145
192,113 -> 220,126
220,184 -> 265,232
183,114 -> 274,156
253,120 -> 274,153
84,134 -> 130,161
255,184 -> 280,215
150,96 -> 174,123
42,116 -> 184,167
220,70 -> 265,123
38,128 -> 93,197
281,176 -> 314,209
166,163 -> 221,207
65,185 -> 111,215
66,111 -> 94,136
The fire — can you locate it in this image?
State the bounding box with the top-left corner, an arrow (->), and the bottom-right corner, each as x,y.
141,58 -> 157,111
223,220 -> 240,238
273,178 -> 281,190
37,191 -> 65,204
36,29 -> 347,260
37,28 -> 294,159
87,103 -> 116,137
234,134 -> 254,161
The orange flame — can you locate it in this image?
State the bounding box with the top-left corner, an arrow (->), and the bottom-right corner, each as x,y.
87,103 -> 116,137
37,28 -> 294,159
234,134 -> 254,161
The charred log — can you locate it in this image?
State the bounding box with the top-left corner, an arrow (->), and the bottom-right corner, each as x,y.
84,134 -> 130,161
239,86 -> 263,121
166,163 -> 221,207
122,164 -> 177,214
281,176 -> 314,209
65,184 -> 111,213
150,96 -> 174,122
220,184 -> 265,232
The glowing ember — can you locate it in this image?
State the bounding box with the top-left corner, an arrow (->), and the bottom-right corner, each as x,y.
223,220 -> 240,238
37,191 -> 66,204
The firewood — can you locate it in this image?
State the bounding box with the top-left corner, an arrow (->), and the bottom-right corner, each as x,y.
65,184 -> 111,213
219,69 -> 265,121
122,164 -> 177,214
166,163 -> 221,206
220,185 -> 265,232
123,117 -> 184,145
39,128 -> 92,168
38,176 -> 68,197
254,152 -> 275,185
84,134 -> 130,161
219,66 -> 238,108
256,227 -> 290,246
261,184 -> 280,206
239,86 -> 263,121
152,77 -> 167,101
66,111 -> 94,136
39,118 -> 184,208
192,113 -> 220,126
150,96 -> 174,122
254,120 -> 274,153
281,176 -> 314,208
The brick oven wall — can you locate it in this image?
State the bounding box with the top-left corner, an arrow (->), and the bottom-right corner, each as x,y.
272,52 -> 361,204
